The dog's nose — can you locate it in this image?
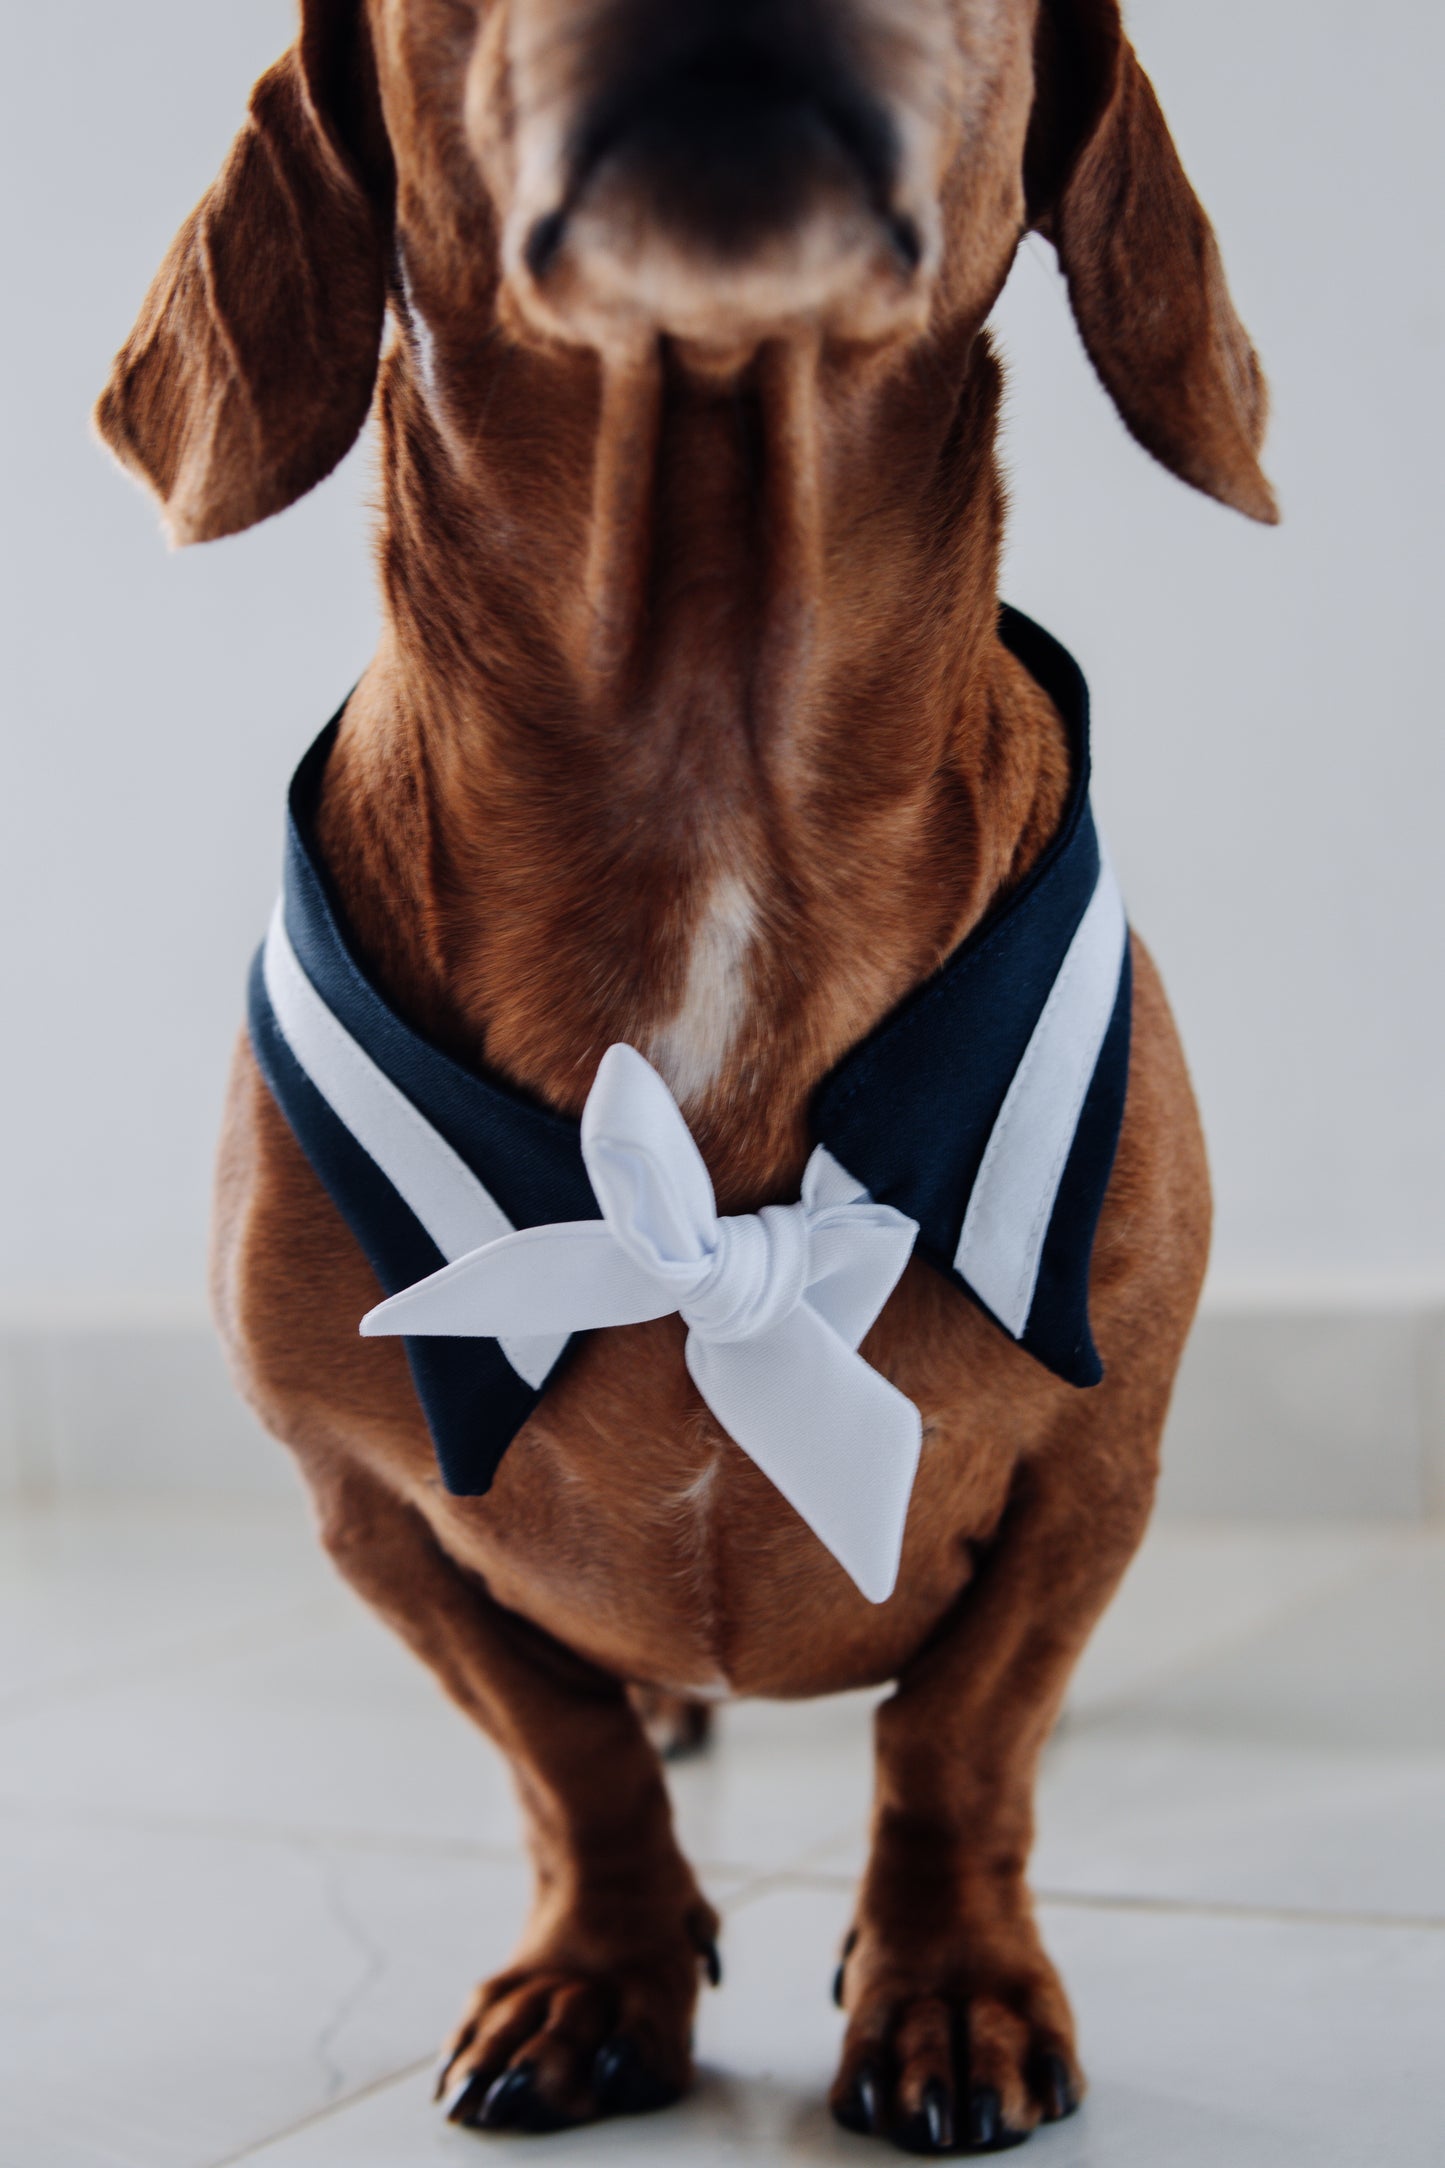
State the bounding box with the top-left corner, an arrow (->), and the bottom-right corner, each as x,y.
542,15 -> 912,271
502,0 -> 932,350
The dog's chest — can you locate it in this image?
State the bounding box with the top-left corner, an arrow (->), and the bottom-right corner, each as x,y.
423,1282 -> 1023,1700
250,612 -> 1130,1603
646,871 -> 759,1106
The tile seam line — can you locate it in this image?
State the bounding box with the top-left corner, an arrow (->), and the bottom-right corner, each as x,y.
1038,1886 -> 1445,1933
200,2055 -> 434,2168
733,1867 -> 1445,1934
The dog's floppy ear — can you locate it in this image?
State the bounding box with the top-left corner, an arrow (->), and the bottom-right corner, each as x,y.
1026,0 -> 1278,523
95,1 -> 392,545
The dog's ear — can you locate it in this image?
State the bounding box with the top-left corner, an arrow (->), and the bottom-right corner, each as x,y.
1026,0 -> 1278,523
95,1 -> 392,545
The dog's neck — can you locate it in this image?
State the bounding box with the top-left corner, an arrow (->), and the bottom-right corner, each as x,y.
320,321 -> 1069,1189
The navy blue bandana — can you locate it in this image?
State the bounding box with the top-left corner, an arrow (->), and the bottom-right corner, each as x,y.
248,607 -> 1131,1504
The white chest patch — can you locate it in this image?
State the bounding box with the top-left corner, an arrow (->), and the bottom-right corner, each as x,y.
648,873 -> 757,1107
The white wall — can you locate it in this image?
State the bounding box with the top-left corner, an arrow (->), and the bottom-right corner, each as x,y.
996,1 -> 1445,1301
2,0 -> 1442,1327
2,2 -> 375,1324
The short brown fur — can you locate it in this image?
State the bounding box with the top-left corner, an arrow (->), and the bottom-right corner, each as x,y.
101,0 -> 1268,2148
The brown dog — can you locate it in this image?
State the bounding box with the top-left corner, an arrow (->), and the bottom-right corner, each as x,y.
98,0 -> 1272,2152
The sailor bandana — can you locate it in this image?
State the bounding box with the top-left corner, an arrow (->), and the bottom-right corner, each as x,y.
248,608 -> 1131,1604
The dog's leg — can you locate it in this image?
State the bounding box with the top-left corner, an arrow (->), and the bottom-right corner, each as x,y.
306,1460 -> 719,2133
829,1405 -> 1161,2156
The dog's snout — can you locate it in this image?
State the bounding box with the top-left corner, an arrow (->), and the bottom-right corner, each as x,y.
557,16 -> 901,263
500,0 -> 940,351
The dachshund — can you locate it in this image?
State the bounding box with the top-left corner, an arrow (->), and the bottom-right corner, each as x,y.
97,0 -> 1273,2151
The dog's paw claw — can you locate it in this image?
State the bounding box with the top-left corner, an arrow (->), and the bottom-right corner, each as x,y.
1035,2051 -> 1079,2123
924,2077 -> 955,2151
685,1905 -> 723,1987
593,2037 -> 634,2110
832,1927 -> 859,2010
894,2075 -> 956,2154
833,2061 -> 885,2137
963,2083 -> 1029,2153
967,2086 -> 1001,2150
593,2036 -> 681,2117
477,2061 -> 545,2131
442,2069 -> 492,2127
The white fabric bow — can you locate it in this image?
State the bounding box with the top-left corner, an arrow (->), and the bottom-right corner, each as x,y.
361,1044 -> 923,1603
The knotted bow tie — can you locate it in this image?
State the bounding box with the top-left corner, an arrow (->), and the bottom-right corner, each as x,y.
361,1044 -> 924,1602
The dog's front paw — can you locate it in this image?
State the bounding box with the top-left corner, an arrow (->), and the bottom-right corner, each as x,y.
436,1900 -> 720,2134
828,1926 -> 1083,2154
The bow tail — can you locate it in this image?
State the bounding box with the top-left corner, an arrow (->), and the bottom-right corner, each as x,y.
685,1308 -> 923,1606
361,1219 -> 679,1390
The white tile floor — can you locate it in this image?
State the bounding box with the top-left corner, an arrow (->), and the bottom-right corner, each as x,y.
1,1502 -> 1441,2168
